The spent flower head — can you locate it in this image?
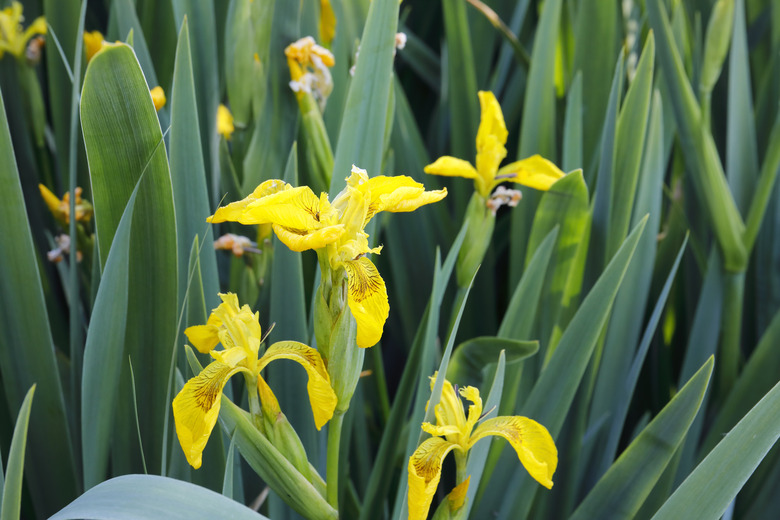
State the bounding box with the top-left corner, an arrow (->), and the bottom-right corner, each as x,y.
285,36 -> 335,110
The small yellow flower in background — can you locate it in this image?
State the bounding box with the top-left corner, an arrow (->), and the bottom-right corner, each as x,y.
319,0 -> 336,47
285,36 -> 335,109
38,184 -> 93,225
150,86 -> 166,111
83,30 -> 105,62
213,233 -> 257,256
217,104 -> 235,140
0,2 -> 46,60
425,91 -> 565,198
208,167 -> 447,348
407,375 -> 557,520
173,293 -> 337,469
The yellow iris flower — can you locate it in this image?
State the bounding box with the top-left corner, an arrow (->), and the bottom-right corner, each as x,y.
319,0 -> 336,47
208,167 -> 446,348
38,184 -> 93,225
150,86 -> 166,111
424,91 -> 565,198
83,30 -> 105,62
408,376 -> 557,520
0,2 -> 46,60
173,293 -> 337,469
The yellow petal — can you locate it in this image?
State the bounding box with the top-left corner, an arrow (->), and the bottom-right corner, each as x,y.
184,323 -> 221,354
448,476 -> 470,512
421,421 -> 460,438
172,361 -> 245,469
256,341 -> 337,430
407,437 -> 459,520
243,185 -> 324,229
84,30 -> 105,62
476,91 -> 508,151
459,385 -> 483,434
217,104 -> 235,140
207,179 -> 292,223
424,156 -> 479,180
497,155 -> 565,192
355,174 -> 448,223
150,86 -> 166,111
343,257 -> 388,348
319,0 -> 336,46
469,416 -> 557,489
433,379 -> 469,443
38,183 -> 61,214
272,222 -> 344,252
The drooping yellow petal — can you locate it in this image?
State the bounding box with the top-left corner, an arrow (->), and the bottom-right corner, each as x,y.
84,30 -> 105,62
272,222 -> 345,252
343,257 -> 388,348
150,86 -> 166,111
256,341 -> 337,430
407,437 -> 459,520
496,155 -> 565,192
353,174 -> 448,223
217,104 -> 235,140
469,416 -> 557,489
184,321 -> 221,354
424,156 -> 479,180
207,179 -> 292,223
173,361 -> 247,469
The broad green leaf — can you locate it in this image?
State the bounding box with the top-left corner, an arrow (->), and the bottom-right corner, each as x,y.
81,186 -> 137,490
442,0 -> 478,159
81,43 -> 178,475
572,0 -> 619,170
169,19 -> 219,309
652,379 -> 780,519
171,0 -> 220,205
490,217 -> 647,520
526,170 -> 590,360
112,0 -> 159,88
725,0 -> 758,214
0,87 -> 77,517
0,386 -> 35,520
50,475 -> 270,520
571,357 -> 713,520
607,33 -> 655,258
562,72 -> 583,172
329,0 -> 399,193
446,337 -> 537,389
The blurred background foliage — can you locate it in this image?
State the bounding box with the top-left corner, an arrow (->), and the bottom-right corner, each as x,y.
1,0 -> 780,518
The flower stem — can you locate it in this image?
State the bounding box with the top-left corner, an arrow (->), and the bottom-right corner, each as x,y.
326,411 -> 345,511
454,450 -> 468,485
718,270 -> 745,398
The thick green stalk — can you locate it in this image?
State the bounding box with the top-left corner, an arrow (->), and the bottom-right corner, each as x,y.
326,411 -> 345,511
718,271 -> 745,397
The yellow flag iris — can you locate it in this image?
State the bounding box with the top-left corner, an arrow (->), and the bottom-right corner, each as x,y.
424,91 -> 565,198
0,2 -> 46,60
173,293 -> 337,469
208,166 -> 446,348
408,376 -> 557,520
83,30 -> 105,62
38,184 -> 93,225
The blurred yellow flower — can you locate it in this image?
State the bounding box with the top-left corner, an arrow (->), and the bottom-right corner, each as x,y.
0,2 -> 46,60
173,293 -> 337,469
285,36 -> 335,109
408,376 -> 557,520
425,91 -> 564,198
217,104 -> 234,140
38,184 -> 93,225
208,167 -> 447,348
150,86 -> 166,111
83,30 -> 105,62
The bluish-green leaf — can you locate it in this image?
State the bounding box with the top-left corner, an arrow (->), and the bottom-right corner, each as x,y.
0,386 -> 35,520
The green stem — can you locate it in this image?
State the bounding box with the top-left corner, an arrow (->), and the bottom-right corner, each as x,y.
454,450 -> 468,485
718,271 -> 745,398
245,373 -> 263,431
326,411 -> 345,512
